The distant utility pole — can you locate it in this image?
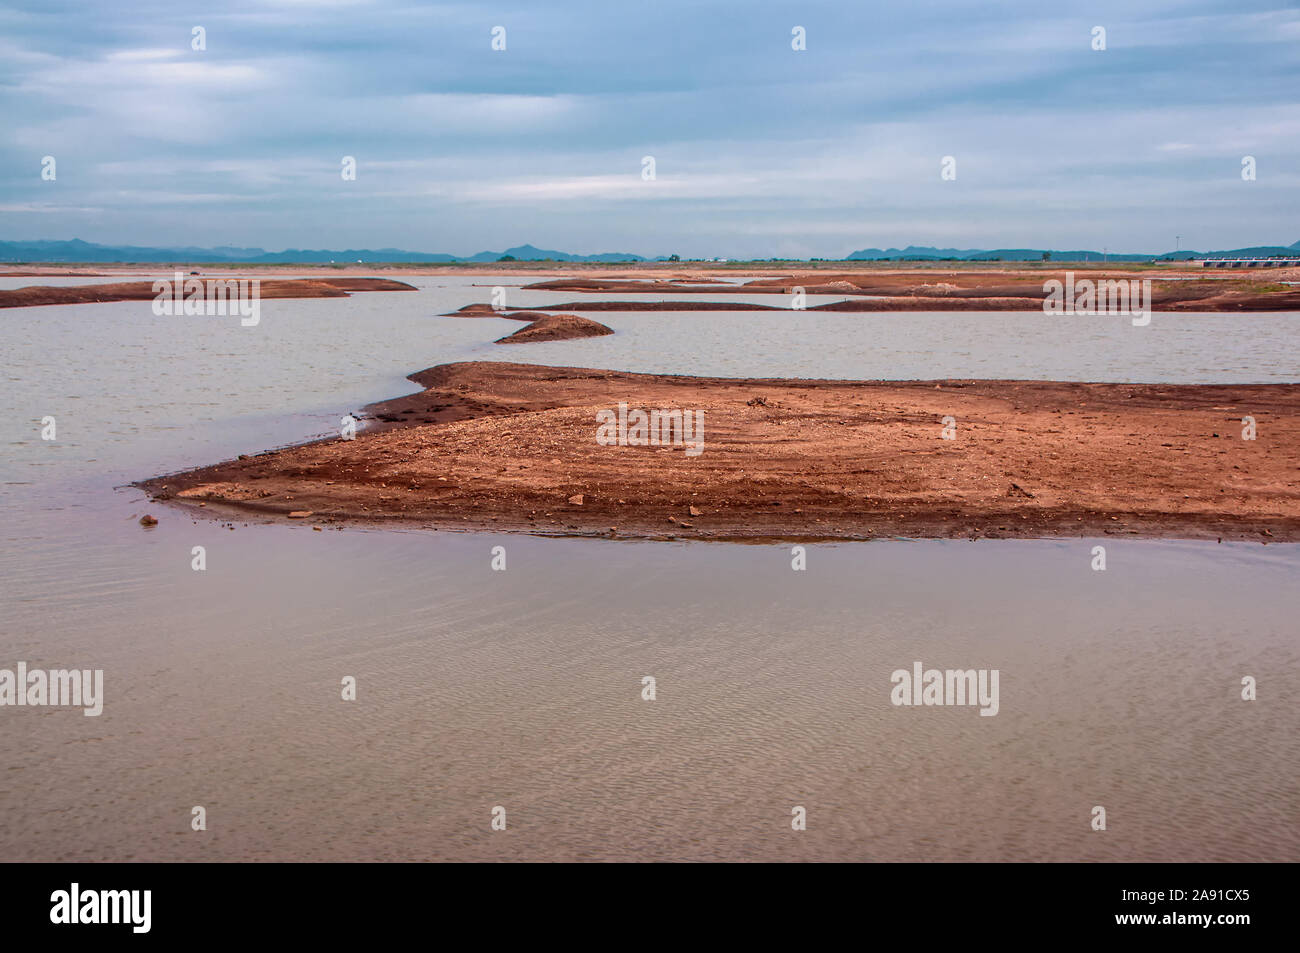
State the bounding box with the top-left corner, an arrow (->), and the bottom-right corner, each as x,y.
1176,235 -> 1180,253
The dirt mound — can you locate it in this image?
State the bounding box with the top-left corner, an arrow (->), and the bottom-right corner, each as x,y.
494,313 -> 614,344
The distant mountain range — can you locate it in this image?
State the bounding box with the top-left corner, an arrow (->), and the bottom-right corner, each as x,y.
2,238 -> 1298,264
0,239 -> 651,264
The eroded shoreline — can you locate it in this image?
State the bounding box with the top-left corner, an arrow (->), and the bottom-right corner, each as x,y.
139,362 -> 1300,542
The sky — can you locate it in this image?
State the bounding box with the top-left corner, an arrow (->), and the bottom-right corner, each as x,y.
1,0 -> 1297,258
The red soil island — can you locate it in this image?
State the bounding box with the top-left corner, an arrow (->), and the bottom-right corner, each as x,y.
139,362 -> 1300,542
494,313 -> 614,343
515,271 -> 1300,312
0,277 -> 417,309
445,305 -> 551,321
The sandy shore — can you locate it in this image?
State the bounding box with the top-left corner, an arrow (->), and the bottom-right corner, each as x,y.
140,362 -> 1300,542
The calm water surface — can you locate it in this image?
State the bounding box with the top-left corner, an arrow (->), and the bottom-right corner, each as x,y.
1,275 -> 1296,861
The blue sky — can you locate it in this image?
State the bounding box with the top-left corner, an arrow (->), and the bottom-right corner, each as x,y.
1,0 -> 1297,257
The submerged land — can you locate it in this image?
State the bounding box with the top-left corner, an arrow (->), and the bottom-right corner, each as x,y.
140,361 -> 1300,542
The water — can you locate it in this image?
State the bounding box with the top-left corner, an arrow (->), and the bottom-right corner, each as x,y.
456,307 -> 1300,384
1,275 -> 1296,861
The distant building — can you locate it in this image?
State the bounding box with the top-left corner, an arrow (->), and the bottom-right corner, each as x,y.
1198,257 -> 1300,268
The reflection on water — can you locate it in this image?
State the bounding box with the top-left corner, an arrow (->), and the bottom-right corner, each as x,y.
458,307 -> 1300,384
1,276 -> 1295,861
4,526 -> 1296,862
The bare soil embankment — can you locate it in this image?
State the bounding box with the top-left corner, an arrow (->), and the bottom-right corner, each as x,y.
0,277 -> 417,308
512,272 -> 1300,312
139,362 -> 1300,542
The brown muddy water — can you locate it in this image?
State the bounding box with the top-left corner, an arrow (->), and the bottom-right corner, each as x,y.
1,277 -> 1296,861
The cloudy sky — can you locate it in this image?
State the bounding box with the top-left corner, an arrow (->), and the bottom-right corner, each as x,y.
1,0 -> 1297,257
